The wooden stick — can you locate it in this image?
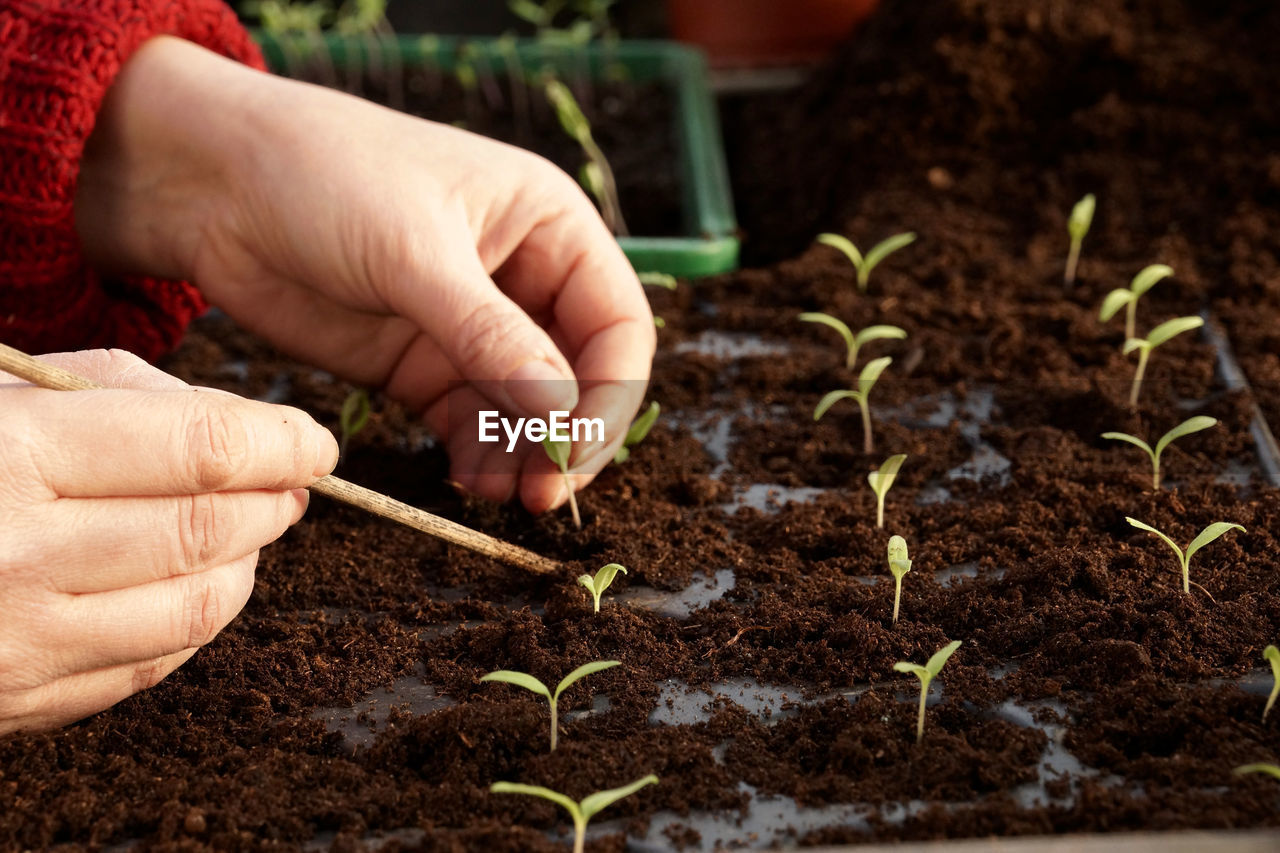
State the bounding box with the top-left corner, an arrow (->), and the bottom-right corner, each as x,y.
0,342 -> 561,576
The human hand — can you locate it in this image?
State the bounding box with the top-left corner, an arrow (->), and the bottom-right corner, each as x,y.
0,349 -> 338,732
75,37 -> 655,515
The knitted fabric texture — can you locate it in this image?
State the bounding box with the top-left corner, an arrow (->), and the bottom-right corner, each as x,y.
0,0 -> 264,361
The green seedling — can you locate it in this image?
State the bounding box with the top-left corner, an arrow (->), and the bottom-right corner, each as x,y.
798,312 -> 907,371
1100,264 -> 1174,342
1121,315 -> 1203,408
1264,645 -> 1280,723
509,0 -> 567,32
814,356 -> 893,455
544,436 -> 582,529
816,232 -> 916,293
1125,517 -> 1244,594
1234,763 -> 1280,781
614,402 -> 659,463
579,563 -> 626,613
545,78 -> 627,235
1101,415 -> 1217,490
491,774 -> 658,853
639,272 -> 677,328
1064,193 -> 1096,286
338,388 -> 370,458
887,534 -> 912,625
481,660 -> 619,751
868,453 -> 907,529
894,640 -> 962,744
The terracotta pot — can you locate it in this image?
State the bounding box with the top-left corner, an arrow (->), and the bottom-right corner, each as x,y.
666,0 -> 879,67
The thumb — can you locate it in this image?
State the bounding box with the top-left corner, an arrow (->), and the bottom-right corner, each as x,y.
394,237 -> 579,418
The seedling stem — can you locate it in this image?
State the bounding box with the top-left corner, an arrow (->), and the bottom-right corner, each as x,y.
544,436 -> 582,528
1064,194 -> 1095,286
1264,645 -> 1280,723
887,535 -> 912,624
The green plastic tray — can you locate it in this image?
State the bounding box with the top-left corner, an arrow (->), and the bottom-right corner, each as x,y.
253,33 -> 739,278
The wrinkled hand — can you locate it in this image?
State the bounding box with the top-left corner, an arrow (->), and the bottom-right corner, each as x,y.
76,37 -> 655,513
0,350 -> 337,733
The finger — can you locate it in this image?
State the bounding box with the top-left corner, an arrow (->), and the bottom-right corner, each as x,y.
38,349 -> 191,391
0,349 -> 190,392
39,553 -> 258,680
0,649 -> 196,734
384,221 -> 580,419
8,386 -> 338,499
32,488 -> 309,594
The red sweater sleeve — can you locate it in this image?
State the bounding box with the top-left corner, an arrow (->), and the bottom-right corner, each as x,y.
0,0 -> 265,362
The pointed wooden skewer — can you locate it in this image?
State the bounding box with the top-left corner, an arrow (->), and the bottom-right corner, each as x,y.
0,342 -> 561,576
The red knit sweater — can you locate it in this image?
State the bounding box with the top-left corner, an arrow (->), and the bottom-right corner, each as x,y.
0,0 -> 264,362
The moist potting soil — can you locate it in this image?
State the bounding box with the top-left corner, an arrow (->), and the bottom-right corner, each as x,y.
4,0 -> 1280,849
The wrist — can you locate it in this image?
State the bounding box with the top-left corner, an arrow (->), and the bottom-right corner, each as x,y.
73,37 -> 265,281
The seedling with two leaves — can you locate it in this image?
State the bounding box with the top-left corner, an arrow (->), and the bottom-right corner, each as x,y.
1121,316 -> 1203,408
481,660 -> 619,751
1100,264 -> 1174,342
867,454 -> 907,529
579,563 -> 626,613
816,232 -> 916,293
894,640 -> 962,744
1064,193 -> 1095,286
544,436 -> 582,528
491,774 -> 658,853
545,79 -> 627,235
814,357 -> 893,455
886,535 -> 912,625
1125,517 -> 1244,595
614,402 -> 659,463
798,312 -> 907,371
1101,416 -> 1217,490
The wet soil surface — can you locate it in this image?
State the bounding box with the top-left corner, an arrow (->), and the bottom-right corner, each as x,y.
5,0 -> 1280,849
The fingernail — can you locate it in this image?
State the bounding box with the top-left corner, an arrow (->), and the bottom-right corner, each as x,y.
313,423 -> 339,477
504,359 -> 578,417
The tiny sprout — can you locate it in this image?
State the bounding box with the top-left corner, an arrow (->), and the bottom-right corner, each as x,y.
1121,315 -> 1203,408
816,232 -> 917,293
491,774 -> 659,853
1125,517 -> 1244,594
544,436 -> 582,529
614,402 -> 659,463
894,640 -> 962,744
1263,645 -> 1280,723
545,78 -> 627,236
579,563 -> 627,613
1234,763 -> 1280,781
1100,264 -> 1174,342
338,388 -> 370,458
867,453 -> 907,529
887,535 -> 912,625
798,312 -> 907,371
481,660 -> 620,751
638,272 -> 678,328
1064,193 -> 1096,285
814,356 -> 893,455
1101,415 -> 1217,490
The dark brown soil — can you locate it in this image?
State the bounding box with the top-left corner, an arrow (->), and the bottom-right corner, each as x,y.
5,0 -> 1280,849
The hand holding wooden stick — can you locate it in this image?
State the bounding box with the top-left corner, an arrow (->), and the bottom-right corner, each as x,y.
0,342 -> 561,576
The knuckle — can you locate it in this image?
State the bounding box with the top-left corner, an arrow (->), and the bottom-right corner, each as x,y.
130,656 -> 174,694
182,577 -> 224,649
183,402 -> 251,491
174,493 -> 228,570
454,303 -> 530,375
